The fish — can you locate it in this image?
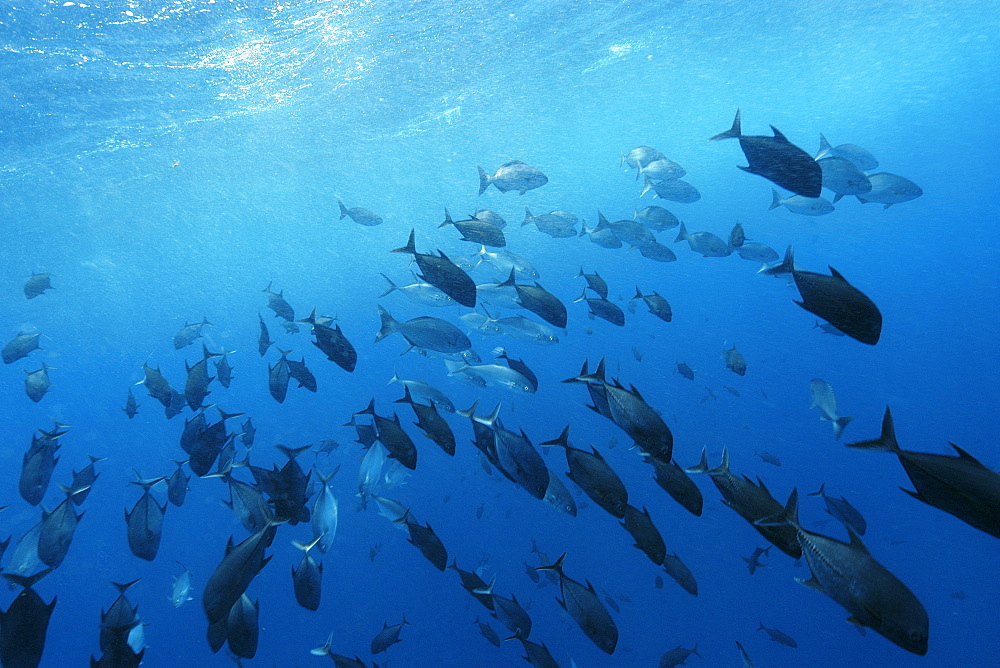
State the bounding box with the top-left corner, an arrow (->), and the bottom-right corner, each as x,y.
488,314 -> 559,345
710,109 -> 822,198
287,357 -> 317,392
809,379 -> 854,438
125,476 -> 167,561
757,244 -> 797,277
257,314 -> 274,357
809,483 -> 867,536
638,157 -> 686,181
475,245 -> 539,279
814,320 -> 846,336
240,417 -> 256,449
659,644 -> 701,667
640,177 -> 701,203
448,559 -> 494,610
818,156 -> 872,202
736,640 -> 755,667
262,281 -> 295,321
370,615 -> 409,654
493,348 -> 539,393
769,189 -> 835,216
793,266 -> 882,345
579,219 -> 623,248
574,289 -> 625,326
634,205 -> 679,231
173,317 -> 212,350
440,209 -> 506,247
537,553 -> 618,654
856,172 -> 922,208
729,222 -> 746,248
24,363 -> 53,402
736,241 -> 779,263
301,311 -> 358,373
621,145 -> 665,170
724,345 -> 747,376
755,451 -> 781,467
267,349 -> 291,403
122,387 -> 140,418
446,361 -> 535,394
388,369 -> 455,412
575,268 -> 609,299
631,287 -> 672,323
676,362 -> 694,380
759,489 -> 929,655
379,273 -> 456,307
391,229 -> 478,307
621,504 -> 666,565
214,354 -> 234,389
20,430 -> 62,506
542,470 -> 577,517
170,562 -> 194,607
185,343 -> 220,410
815,133 -> 879,171
292,535 -> 324,611
38,488 -> 85,568
541,426 -> 628,518
68,454 -> 105,506
473,617 -> 501,647
847,407 -> 1000,539
202,524 -> 277,626
506,628 -> 559,668
742,545 -> 771,575
226,593 -> 260,659
338,199 -> 383,226
3,331 -> 42,364
479,161 -> 548,195
662,552 -> 698,596
595,211 -> 655,246
24,272 -> 54,299
757,622 -> 797,647
521,207 -> 579,239
636,240 -> 678,262
395,386 -> 458,455
498,270 -> 567,328
646,456 -> 703,516
311,467 -> 340,552
472,209 -> 507,228
376,305 -> 472,355
485,415 -> 550,500
0,570 -> 57,668
674,222 -> 732,257
355,399 -> 418,471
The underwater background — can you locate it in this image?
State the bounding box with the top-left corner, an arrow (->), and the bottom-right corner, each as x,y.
1,0 -> 998,666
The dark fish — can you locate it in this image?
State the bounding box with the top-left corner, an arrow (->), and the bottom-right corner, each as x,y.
637,240 -> 678,263
506,628 -> 559,668
621,504 -> 666,565
262,281 -> 295,321
258,444 -> 312,525
173,317 -> 211,350
240,417 -> 256,449
214,355 -> 234,389
632,287 -> 672,323
498,270 -> 567,329
164,387 -> 186,419
575,268 -> 609,299
300,311 -> 358,373
3,331 -> 41,364
125,477 -> 167,561
356,399 -> 418,470
473,616 -> 501,647
288,357 -> 317,392
395,386 -> 456,456
686,448 -> 801,558
24,272 -> 54,299
68,455 -> 105,506
757,244 -> 796,277
543,468 -> 578,517
676,362 -> 694,380
185,344 -> 220,410
729,222 -> 747,248
224,475 -> 271,534
38,490 -> 84,568
847,407 -> 1000,538
596,211 -> 655,246
257,314 -> 274,357
268,350 -> 291,403
20,434 -> 61,506
202,524 -> 276,625
809,483 -> 867,535
392,229 -> 477,307
338,199 -> 383,226
659,643 -> 701,667
793,266 -> 882,345
759,489 -> 929,655
440,209 -> 506,247
542,426 -> 628,519
226,594 -> 260,659
478,161 -> 548,195
725,385 -> 742,397
402,513 -> 448,571
371,615 -> 409,654
448,559 -> 494,610
574,289 -> 625,327
376,305 -> 472,354
736,640 -> 755,668
494,349 -> 539,393
0,570 -> 56,668
292,536 -> 323,611
661,552 -> 698,596
475,578 -> 532,637
724,344 -> 747,376
488,416 -> 549,500
646,456 -> 703,516
743,545 -> 771,575
537,553 -> 618,654
310,636 -> 367,667
167,460 -> 190,507
758,622 -> 798,647
709,109 -> 822,198
122,387 -> 140,418
24,363 -> 53,402
756,450 -> 781,467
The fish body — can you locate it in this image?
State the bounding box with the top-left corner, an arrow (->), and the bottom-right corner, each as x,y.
769,189 -> 835,216
338,199 -> 383,226
479,161 -> 548,195
793,266 -> 882,345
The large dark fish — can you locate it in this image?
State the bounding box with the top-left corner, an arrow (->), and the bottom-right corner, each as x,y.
122,387 -> 140,419
257,314 -> 274,357
68,455 -> 105,506
632,287 -> 672,323
541,426 -> 627,518
356,399 -> 418,470
376,306 -> 471,354
440,209 -> 506,247
621,504 -> 666,565
449,559 -> 495,610
793,266 -> 882,345
474,577 -> 532,637
185,344 -> 220,410
167,460 -> 190,507
392,229 -> 477,307
395,386 -> 456,456
401,512 -> 448,571
226,594 -> 260,659
537,553 -> 618,654
23,363 -> 53,402
498,270 -> 567,329
288,357 -> 317,392
481,414 -> 548,500
847,407 -> 1000,539
301,310 -> 357,372
808,483 -> 867,536
125,477 -> 167,562
38,491 -> 84,568
141,362 -> 173,407
202,524 -> 276,625
646,456 -> 703,516
262,281 -> 295,321
661,552 -> 698,597
371,615 -> 409,654
20,435 -> 60,506
760,489 -> 929,655
291,536 -> 324,610
507,629 -> 559,668
1,570 -> 56,668
214,354 -> 234,389
268,349 -> 291,403
709,109 -> 822,198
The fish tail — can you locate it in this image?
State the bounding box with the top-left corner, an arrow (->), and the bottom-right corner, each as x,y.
684,447 -> 710,473
379,273 -> 397,298
845,406 -> 899,452
815,133 -> 832,159
639,177 -> 654,198
391,229 -> 417,255
708,108 -> 741,141
833,416 -> 854,440
438,208 -> 453,228
673,222 -> 688,243
832,192 -> 844,204
755,488 -> 799,529
768,189 -> 783,211
807,482 -> 826,497
374,306 -> 397,343
521,207 -> 533,226
338,200 -> 348,219
478,166 -> 491,195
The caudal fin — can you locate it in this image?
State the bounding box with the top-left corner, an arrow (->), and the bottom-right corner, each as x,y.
845,406 -> 899,452
374,306 -> 398,343
709,109 -> 742,141
478,167 -> 491,195
768,189 -> 783,211
832,416 -> 854,440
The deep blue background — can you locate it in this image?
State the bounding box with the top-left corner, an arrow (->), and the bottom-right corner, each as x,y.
1,1 -> 997,666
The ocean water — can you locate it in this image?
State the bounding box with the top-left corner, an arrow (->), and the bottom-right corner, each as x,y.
1,1 -> 997,666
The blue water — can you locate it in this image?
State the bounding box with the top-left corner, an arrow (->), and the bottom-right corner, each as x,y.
1,1 -> 998,666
